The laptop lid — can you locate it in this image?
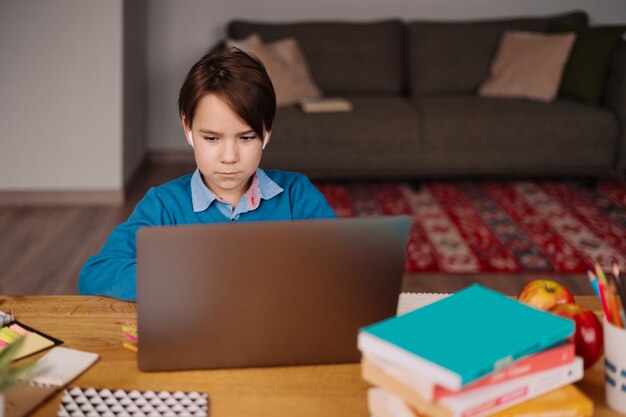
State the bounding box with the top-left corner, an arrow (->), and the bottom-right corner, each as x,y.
137,216 -> 410,371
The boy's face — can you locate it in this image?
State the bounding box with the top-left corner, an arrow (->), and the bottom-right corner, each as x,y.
187,94 -> 265,205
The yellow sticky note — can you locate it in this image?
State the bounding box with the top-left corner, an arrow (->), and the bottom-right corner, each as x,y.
2,327 -> 21,340
122,326 -> 137,336
13,331 -> 55,360
0,328 -> 17,344
123,342 -> 138,352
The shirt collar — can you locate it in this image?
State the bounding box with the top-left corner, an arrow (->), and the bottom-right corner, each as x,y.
256,168 -> 283,201
191,168 -> 283,213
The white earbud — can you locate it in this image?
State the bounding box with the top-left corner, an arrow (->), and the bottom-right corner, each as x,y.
262,132 -> 269,150
187,130 -> 194,149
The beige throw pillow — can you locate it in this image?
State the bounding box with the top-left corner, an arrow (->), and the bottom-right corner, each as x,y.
479,31 -> 576,102
227,34 -> 321,106
226,33 -> 263,50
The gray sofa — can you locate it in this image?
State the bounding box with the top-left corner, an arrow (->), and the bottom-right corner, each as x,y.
227,11 -> 626,179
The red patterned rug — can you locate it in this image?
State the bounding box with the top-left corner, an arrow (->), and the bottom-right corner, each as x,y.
315,180 -> 626,274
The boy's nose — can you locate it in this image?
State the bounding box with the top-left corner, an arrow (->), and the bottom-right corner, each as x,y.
220,142 -> 239,163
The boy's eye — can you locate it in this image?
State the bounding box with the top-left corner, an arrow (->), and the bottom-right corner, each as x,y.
241,136 -> 257,141
203,136 -> 218,142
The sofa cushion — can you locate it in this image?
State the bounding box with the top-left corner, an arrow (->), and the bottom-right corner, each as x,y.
411,96 -> 617,173
228,20 -> 404,95
227,34 -> 321,106
478,31 -> 576,103
259,97 -> 419,175
406,11 -> 588,96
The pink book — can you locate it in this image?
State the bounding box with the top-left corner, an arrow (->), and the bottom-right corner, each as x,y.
434,342 -> 574,400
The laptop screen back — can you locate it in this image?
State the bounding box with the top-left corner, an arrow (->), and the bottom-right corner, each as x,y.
137,216 -> 410,371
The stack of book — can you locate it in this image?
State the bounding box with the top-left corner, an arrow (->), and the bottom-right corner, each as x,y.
358,284 -> 593,417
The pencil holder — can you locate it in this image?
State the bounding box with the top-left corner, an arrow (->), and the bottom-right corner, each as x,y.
604,317 -> 626,413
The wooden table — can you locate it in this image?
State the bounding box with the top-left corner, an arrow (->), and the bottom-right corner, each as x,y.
0,296 -> 618,417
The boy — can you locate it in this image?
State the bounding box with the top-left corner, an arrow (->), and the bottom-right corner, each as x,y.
79,48 -> 336,301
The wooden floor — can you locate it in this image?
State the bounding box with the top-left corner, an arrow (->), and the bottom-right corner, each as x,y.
0,163 -> 593,297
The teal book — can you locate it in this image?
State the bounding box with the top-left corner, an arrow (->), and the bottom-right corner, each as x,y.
357,284 -> 574,391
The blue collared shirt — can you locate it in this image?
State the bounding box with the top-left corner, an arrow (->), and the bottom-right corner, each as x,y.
191,168 -> 284,221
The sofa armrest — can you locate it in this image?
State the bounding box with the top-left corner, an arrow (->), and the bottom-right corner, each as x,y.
605,41 -> 626,172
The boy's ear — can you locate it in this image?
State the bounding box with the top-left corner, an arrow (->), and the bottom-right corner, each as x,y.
182,117 -> 194,149
262,131 -> 271,150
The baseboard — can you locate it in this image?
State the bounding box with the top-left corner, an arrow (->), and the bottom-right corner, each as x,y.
0,190 -> 125,206
148,150 -> 194,165
0,151 -> 190,207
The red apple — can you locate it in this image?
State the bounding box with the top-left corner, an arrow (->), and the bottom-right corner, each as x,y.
548,303 -> 604,369
517,280 -> 575,311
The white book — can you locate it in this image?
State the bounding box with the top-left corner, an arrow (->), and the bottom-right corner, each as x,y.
369,385 -> 593,417
6,347 -> 99,417
299,97 -> 353,113
365,353 -> 437,401
25,347 -> 99,387
369,387 -> 420,417
441,357 -> 583,417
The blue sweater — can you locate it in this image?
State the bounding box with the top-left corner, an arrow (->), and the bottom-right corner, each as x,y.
79,170 -> 336,301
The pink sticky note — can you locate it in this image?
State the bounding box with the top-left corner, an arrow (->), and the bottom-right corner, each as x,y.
124,332 -> 138,343
9,324 -> 30,336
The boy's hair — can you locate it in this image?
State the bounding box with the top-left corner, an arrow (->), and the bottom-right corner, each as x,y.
178,48 -> 276,138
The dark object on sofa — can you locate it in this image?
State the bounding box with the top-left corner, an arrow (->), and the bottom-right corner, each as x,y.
550,24 -> 626,105
227,11 -> 626,179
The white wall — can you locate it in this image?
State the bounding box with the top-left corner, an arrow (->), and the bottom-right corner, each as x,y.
147,0 -> 626,151
0,1 -> 123,191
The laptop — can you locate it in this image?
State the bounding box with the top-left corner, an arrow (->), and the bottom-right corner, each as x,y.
136,216 -> 410,371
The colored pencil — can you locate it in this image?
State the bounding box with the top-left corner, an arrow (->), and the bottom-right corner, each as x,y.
612,263 -> 626,317
595,262 -> 608,286
586,270 -> 600,296
608,282 -> 624,328
597,280 -> 611,322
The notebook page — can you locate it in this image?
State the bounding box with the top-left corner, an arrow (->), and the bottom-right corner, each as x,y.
397,292 -> 451,315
